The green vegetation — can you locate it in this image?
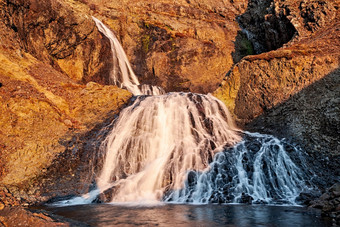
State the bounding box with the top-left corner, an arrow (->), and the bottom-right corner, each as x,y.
239,34 -> 254,56
142,34 -> 151,53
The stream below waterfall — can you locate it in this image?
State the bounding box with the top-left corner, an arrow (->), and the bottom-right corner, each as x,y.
43,18 -> 330,226
43,203 -> 331,227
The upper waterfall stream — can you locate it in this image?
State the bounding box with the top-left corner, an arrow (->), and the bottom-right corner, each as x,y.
93,17 -> 164,96
53,18 -> 311,207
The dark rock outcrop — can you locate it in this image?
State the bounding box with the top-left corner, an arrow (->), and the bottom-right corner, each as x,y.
310,183 -> 340,225
214,0 -> 340,191
237,0 -> 297,53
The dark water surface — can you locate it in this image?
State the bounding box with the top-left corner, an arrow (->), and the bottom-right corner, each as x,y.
43,203 -> 332,227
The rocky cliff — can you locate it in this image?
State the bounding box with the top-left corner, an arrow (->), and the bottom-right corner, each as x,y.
214,0 -> 340,198
0,1 -> 253,224
215,0 -> 339,123
86,0 -> 249,93
214,2 -> 339,221
0,0 -> 132,216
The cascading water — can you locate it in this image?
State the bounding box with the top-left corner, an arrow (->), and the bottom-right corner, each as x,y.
92,17 -> 164,96
96,93 -> 242,203
165,132 -> 309,204
53,18 -> 311,206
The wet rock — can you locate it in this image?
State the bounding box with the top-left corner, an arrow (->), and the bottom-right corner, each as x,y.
187,171 -> 198,187
310,183 -> 340,225
240,193 -> 253,204
237,0 -> 297,53
95,187 -> 115,203
296,190 -> 321,205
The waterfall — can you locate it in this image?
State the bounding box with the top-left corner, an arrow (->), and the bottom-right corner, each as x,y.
52,18 -> 311,206
92,17 -> 164,96
165,132 -> 309,204
96,93 -> 242,203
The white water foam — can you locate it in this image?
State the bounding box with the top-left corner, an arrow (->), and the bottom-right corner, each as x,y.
96,93 -> 241,203
165,132 -> 309,205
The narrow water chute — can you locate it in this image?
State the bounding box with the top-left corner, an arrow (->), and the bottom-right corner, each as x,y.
92,17 -> 164,96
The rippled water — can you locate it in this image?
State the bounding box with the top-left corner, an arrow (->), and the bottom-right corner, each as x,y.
45,204 -> 330,227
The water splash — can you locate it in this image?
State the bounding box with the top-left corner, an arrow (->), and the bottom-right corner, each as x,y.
92,17 -> 164,96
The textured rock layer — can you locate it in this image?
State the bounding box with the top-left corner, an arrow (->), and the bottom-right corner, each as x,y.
87,0 -> 248,93
0,0 -> 132,201
214,0 -> 340,187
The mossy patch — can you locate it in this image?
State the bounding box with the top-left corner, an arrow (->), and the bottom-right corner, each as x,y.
232,31 -> 255,63
142,34 -> 151,53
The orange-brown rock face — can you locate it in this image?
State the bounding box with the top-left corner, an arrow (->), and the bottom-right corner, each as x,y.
0,0 -> 114,84
86,0 -> 248,93
0,206 -> 85,226
0,0 -> 256,208
1,0 -> 251,93
0,0 -> 338,215
0,0 -> 132,191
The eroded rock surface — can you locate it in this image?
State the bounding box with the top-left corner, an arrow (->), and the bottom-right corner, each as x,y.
0,0 -> 114,84
86,0 -> 248,93
310,183 -> 340,225
214,0 -> 339,189
0,1 -> 338,225
0,0 -> 132,208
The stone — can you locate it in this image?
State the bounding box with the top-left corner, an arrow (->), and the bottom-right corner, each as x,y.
0,0 -> 132,199
75,0 -> 249,93
63,119 -> 73,128
309,183 -> 340,224
214,0 -> 340,190
240,193 -> 253,204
